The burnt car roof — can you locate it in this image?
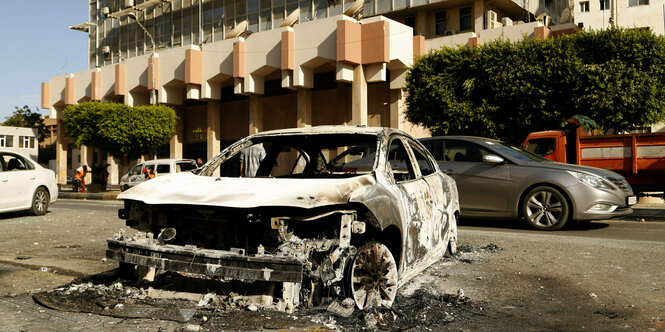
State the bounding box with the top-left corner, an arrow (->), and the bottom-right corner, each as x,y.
250,125 -> 402,138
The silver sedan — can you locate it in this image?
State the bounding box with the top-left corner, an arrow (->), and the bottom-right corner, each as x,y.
420,136 -> 635,230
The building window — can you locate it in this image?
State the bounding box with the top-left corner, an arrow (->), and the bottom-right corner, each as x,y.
435,11 -> 447,35
599,0 -> 610,10
0,135 -> 13,148
628,0 -> 649,6
580,1 -> 590,11
404,16 -> 416,35
460,7 -> 472,31
19,136 -> 35,149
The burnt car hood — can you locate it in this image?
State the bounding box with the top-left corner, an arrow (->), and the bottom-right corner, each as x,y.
117,172 -> 375,209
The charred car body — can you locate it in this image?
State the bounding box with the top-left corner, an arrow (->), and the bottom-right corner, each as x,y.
108,126 -> 459,310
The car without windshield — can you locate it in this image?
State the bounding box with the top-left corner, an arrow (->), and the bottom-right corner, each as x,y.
419,136 -> 636,230
0,150 -> 58,215
108,126 -> 459,310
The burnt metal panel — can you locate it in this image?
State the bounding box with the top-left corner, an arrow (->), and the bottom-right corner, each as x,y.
107,240 -> 303,283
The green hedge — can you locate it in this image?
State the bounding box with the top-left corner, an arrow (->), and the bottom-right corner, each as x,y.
405,27 -> 665,143
63,102 -> 176,160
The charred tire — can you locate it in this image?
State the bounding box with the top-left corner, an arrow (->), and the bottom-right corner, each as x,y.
444,219 -> 458,257
345,242 -> 398,310
118,262 -> 137,280
30,187 -> 49,216
522,186 -> 570,231
121,185 -> 129,192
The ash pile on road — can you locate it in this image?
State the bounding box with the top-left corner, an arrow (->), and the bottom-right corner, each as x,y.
31,244 -> 501,331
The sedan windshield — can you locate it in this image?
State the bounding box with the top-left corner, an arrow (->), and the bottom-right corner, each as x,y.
203,134 -> 379,178
484,141 -> 551,162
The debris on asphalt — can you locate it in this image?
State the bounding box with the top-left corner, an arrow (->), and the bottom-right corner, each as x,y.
327,298 -> 355,317
29,244 -> 502,331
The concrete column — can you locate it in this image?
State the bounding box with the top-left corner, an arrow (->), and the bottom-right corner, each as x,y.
249,95 -> 263,135
170,108 -> 184,159
56,119 -> 67,185
80,145 -> 94,184
207,101 -> 221,177
107,156 -> 120,186
474,0 -> 484,32
390,89 -> 406,130
351,65 -> 368,126
415,11 -> 428,37
337,82 -> 348,125
297,88 -> 312,128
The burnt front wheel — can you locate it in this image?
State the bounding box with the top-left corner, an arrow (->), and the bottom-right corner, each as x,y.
522,186 -> 570,231
346,242 -> 398,310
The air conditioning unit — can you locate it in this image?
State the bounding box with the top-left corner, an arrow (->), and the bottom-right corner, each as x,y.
501,17 -> 513,26
124,0 -> 135,8
101,7 -> 110,15
485,10 -> 499,29
102,45 -> 111,54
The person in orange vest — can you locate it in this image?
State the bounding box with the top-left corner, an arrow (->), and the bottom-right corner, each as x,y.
74,165 -> 88,192
147,169 -> 156,180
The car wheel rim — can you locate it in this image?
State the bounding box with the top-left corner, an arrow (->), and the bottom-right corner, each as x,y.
350,243 -> 398,310
35,191 -> 47,212
526,191 -> 563,227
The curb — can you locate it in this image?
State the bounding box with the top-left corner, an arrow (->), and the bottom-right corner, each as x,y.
630,207 -> 665,218
58,192 -> 120,201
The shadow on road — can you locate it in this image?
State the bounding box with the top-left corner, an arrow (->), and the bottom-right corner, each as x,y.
459,217 -> 610,231
0,210 -> 53,220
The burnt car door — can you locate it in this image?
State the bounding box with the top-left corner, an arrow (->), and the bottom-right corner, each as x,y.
386,136 -> 437,268
407,139 -> 449,247
437,139 -> 510,216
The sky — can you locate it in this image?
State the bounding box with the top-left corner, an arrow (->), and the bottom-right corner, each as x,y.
0,1 -> 89,121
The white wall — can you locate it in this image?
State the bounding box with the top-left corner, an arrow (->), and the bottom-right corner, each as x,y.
0,126 -> 39,161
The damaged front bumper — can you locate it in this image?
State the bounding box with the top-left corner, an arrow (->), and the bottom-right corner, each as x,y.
106,238 -> 303,283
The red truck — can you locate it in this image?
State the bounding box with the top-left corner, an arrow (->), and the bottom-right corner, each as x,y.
523,126 -> 665,196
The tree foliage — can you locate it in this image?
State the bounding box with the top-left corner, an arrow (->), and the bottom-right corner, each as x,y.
3,105 -> 47,142
62,102 -> 176,160
405,27 -> 665,144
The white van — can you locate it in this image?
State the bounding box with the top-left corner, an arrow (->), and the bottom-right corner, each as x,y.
119,159 -> 198,191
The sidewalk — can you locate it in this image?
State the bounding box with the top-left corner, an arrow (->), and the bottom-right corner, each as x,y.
58,191 -> 121,201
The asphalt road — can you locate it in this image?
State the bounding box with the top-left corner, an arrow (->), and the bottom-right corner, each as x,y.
0,199 -> 663,331
51,199 -> 123,213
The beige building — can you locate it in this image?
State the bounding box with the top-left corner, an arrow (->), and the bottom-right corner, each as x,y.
574,0 -> 665,34
43,0 -> 575,186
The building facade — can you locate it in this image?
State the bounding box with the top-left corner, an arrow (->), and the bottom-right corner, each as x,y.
44,0 -> 575,186
574,0 -> 665,34
0,126 -> 39,161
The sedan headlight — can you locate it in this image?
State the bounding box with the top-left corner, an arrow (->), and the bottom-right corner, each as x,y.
566,171 -> 615,191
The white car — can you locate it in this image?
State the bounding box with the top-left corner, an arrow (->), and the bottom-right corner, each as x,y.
0,150 -> 58,215
119,159 -> 199,191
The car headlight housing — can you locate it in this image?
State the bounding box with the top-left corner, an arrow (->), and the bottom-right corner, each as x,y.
566,171 -> 615,191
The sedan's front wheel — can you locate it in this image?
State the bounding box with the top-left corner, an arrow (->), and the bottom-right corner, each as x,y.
522,186 -> 569,230
30,187 -> 50,216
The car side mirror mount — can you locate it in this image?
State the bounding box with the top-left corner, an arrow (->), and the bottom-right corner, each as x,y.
483,154 -> 505,164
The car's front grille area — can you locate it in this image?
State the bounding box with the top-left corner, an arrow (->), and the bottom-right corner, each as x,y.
607,177 -> 632,193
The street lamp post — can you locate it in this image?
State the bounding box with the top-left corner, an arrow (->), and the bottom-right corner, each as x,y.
128,12 -> 157,104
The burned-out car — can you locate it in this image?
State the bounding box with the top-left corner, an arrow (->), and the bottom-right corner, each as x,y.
108,126 -> 459,310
